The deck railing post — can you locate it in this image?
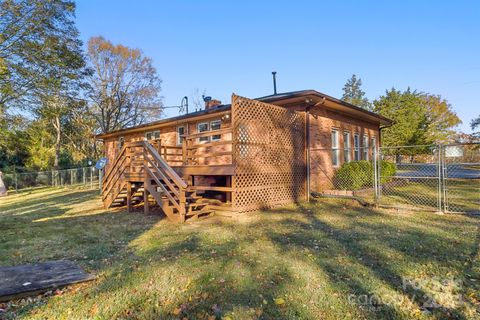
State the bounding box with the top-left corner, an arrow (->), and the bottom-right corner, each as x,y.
157,139 -> 162,156
99,169 -> 103,194
179,189 -> 186,223
182,137 -> 188,165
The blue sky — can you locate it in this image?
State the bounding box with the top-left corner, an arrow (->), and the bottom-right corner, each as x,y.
76,0 -> 479,133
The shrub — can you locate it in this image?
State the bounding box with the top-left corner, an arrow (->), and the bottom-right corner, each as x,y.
380,161 -> 396,183
333,160 -> 396,190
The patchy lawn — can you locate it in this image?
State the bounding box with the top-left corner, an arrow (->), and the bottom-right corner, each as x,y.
0,188 -> 479,319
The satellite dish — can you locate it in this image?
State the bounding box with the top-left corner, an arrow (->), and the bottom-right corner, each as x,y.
95,157 -> 108,170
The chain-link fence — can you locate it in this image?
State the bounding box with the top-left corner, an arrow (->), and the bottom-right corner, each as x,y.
1,167 -> 101,192
310,146 -> 378,203
312,143 -> 479,214
441,143 -> 480,213
378,145 -> 441,211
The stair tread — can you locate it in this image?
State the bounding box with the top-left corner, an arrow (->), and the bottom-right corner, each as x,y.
186,209 -> 214,217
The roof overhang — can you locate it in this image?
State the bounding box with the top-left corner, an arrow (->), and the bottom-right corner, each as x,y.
258,90 -> 393,127
96,89 -> 393,140
95,105 -> 231,140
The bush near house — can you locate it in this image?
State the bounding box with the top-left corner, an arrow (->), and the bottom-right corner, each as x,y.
333,160 -> 396,190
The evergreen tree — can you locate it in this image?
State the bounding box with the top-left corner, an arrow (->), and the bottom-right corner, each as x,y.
341,74 -> 372,110
471,115 -> 480,139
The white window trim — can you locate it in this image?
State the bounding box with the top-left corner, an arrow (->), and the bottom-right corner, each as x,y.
210,119 -> 222,141
354,133 -> 360,161
363,135 -> 369,160
197,122 -> 210,142
118,136 -> 124,151
145,130 -> 160,141
343,131 -> 351,163
177,126 -> 185,145
332,129 -> 340,167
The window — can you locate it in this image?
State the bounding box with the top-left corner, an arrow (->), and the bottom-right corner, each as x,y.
363,135 -> 369,160
210,120 -> 221,141
354,134 -> 360,161
177,126 -> 185,145
343,131 -> 351,163
331,129 -> 340,167
118,137 -> 124,150
145,130 -> 160,141
197,122 -> 209,142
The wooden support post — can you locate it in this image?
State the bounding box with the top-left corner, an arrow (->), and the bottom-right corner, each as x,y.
143,145 -> 150,215
126,182 -> 132,213
179,191 -> 186,223
144,178 -> 150,215
182,137 -> 187,165
226,176 -> 232,202
157,139 -> 162,156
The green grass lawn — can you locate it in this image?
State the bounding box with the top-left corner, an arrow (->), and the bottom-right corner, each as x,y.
0,188 -> 479,319
376,179 -> 480,213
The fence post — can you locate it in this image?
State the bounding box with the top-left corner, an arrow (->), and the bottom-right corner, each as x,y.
99,169 -> 103,194
14,173 -> 18,192
90,167 -> 93,190
376,147 -> 382,204
373,147 -> 378,205
441,144 -> 448,213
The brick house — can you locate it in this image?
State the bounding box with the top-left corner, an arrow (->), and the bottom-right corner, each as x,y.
96,90 -> 392,222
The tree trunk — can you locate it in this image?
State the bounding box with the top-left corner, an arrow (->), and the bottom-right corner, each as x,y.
53,116 -> 61,169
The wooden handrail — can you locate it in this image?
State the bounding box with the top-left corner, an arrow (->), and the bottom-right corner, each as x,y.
103,145 -> 127,184
187,140 -> 232,149
186,151 -> 232,159
184,127 -> 232,140
145,166 -> 181,212
102,159 -> 127,200
103,141 -> 144,184
145,156 -> 180,199
142,141 -> 187,189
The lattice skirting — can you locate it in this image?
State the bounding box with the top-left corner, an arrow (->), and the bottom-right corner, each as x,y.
231,94 -> 307,212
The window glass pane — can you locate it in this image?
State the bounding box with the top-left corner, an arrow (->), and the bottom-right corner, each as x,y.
211,120 -> 221,141
363,135 -> 369,160
332,130 -> 339,166
343,132 -> 350,163
211,120 -> 221,131
119,137 -> 124,150
145,131 -> 160,140
177,126 -> 185,145
198,122 -> 209,142
354,134 -> 360,161
331,130 -> 338,148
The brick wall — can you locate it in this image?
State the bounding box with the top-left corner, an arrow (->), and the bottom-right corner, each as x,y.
308,106 -> 379,191
103,113 -> 232,171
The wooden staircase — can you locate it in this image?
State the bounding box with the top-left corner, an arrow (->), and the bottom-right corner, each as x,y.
102,141 -> 215,222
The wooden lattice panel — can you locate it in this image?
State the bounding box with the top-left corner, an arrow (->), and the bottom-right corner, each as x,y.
231,94 -> 307,212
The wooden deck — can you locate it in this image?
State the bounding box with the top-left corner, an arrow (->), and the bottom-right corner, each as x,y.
0,260 -> 95,302
101,94 -> 309,221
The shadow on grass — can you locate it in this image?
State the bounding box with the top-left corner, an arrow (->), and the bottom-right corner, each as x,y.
3,192 -> 479,319
262,202 -> 479,319
0,189 -> 162,269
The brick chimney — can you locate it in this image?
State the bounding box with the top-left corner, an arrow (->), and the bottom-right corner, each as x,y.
204,97 -> 222,110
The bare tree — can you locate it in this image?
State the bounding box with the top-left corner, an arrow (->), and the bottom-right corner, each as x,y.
191,88 -> 207,112
87,36 -> 163,133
